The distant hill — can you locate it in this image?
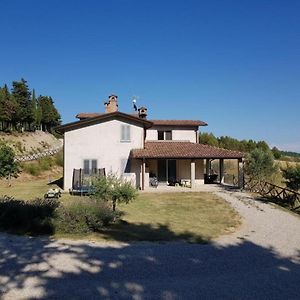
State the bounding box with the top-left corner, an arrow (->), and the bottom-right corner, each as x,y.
0,131 -> 62,156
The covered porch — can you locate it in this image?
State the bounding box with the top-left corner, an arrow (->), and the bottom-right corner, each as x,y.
131,141 -> 245,190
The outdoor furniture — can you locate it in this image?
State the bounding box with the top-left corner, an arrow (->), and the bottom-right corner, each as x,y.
180,179 -> 191,187
149,176 -> 158,188
44,188 -> 61,199
204,174 -> 218,184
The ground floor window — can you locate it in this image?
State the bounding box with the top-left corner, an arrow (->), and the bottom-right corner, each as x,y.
83,159 -> 98,175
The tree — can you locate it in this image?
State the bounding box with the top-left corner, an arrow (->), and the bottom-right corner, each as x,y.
0,144 -> 20,184
281,165 -> 300,191
0,85 -> 18,131
38,96 -> 61,131
91,174 -> 137,211
271,147 -> 282,160
11,78 -> 32,130
199,132 -> 219,147
244,148 -> 277,182
30,89 -> 38,130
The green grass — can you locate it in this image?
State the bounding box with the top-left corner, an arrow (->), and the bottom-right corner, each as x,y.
0,179 -> 240,243
98,192 -> 240,243
0,178 -> 52,200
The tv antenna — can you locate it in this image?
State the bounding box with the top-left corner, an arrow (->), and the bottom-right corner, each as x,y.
132,95 -> 139,111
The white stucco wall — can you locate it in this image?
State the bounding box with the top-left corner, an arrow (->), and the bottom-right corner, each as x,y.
146,127 -> 197,143
64,119 -> 144,190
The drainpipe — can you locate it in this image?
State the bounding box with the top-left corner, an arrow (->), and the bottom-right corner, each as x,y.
141,158 -> 145,190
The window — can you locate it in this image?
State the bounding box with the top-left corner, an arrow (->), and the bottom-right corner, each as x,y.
165,131 -> 172,140
158,131 -> 164,140
157,130 -> 172,140
83,159 -> 98,175
121,125 -> 131,142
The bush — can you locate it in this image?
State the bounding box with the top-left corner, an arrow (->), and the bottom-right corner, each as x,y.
281,165 -> 300,191
54,199 -> 117,233
0,197 -> 59,235
38,156 -> 54,171
22,162 -> 41,176
0,144 -> 20,179
0,196 -> 116,236
54,151 -> 64,167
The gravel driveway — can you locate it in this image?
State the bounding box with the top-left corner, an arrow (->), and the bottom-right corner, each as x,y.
0,187 -> 300,299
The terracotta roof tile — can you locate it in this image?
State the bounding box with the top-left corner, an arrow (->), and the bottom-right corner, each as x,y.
76,113 -> 103,119
76,113 -> 207,127
131,141 -> 244,159
150,120 -> 207,126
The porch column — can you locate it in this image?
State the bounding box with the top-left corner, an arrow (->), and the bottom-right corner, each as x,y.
191,159 -> 196,189
141,158 -> 145,190
219,159 -> 224,184
237,158 -> 244,188
205,159 -> 210,175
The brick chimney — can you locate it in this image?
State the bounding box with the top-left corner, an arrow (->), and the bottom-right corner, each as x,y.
138,106 -> 147,119
104,94 -> 118,113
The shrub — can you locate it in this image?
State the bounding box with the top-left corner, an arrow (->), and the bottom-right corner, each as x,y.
91,174 -> 137,211
281,165 -> 300,191
0,144 -> 20,179
54,151 -> 64,167
38,156 -> 54,171
54,199 -> 117,233
0,197 -> 59,235
23,162 -> 41,176
0,196 -> 116,235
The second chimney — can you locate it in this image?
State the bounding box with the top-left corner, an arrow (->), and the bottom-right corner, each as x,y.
104,94 -> 118,113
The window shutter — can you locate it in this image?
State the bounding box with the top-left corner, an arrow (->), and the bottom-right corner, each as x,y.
91,160 -> 97,174
83,160 -> 90,175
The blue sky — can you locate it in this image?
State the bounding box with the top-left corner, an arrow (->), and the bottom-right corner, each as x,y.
1,0 -> 299,151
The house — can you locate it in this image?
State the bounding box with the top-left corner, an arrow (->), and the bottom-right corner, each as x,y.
57,94 -> 244,191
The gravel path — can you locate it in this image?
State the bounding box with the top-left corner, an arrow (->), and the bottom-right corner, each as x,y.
0,188 -> 300,299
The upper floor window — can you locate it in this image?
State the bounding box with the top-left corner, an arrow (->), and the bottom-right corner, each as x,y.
158,130 -> 172,140
121,125 -> 131,142
83,159 -> 97,175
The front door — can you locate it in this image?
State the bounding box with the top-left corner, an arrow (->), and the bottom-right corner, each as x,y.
157,159 -> 177,183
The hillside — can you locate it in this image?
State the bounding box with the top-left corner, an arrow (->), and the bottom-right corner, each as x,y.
0,131 -> 62,156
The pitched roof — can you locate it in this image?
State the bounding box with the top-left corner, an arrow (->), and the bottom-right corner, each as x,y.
76,113 -> 103,119
150,120 -> 207,127
76,113 -> 207,127
131,141 -> 244,159
56,111 -> 153,133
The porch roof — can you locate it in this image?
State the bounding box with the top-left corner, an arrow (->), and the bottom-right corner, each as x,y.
131,141 -> 244,159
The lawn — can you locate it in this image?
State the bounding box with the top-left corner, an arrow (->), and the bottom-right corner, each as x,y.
0,178 -> 240,243
99,192 -> 240,243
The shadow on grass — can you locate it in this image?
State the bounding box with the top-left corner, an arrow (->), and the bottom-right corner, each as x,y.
0,233 -> 300,299
99,221 -> 208,243
48,177 -> 64,189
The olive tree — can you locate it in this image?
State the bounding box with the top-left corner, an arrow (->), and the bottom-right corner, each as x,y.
91,174 -> 137,211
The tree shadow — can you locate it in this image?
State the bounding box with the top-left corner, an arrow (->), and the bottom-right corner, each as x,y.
99,221 -> 208,243
0,228 -> 300,299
